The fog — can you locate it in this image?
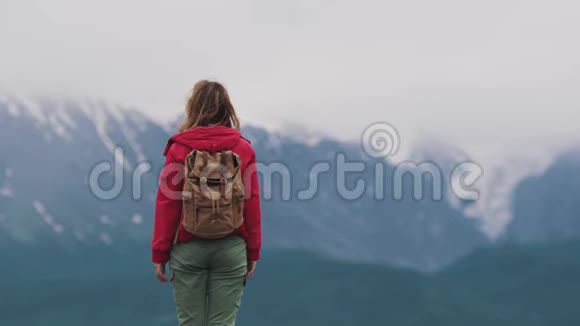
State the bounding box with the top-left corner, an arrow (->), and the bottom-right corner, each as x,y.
1,0 -> 579,162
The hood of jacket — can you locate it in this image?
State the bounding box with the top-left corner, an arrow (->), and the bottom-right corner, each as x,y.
163,125 -> 241,156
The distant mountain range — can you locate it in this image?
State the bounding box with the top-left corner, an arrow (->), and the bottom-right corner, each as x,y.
0,93 -> 579,271
1,93 -> 580,325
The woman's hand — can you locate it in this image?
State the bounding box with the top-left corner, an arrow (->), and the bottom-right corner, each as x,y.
246,260 -> 257,280
154,263 -> 168,283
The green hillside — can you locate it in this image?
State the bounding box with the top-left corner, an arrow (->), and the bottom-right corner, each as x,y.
1,240 -> 579,326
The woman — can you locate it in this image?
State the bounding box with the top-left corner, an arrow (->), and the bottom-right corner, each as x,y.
152,80 -> 262,326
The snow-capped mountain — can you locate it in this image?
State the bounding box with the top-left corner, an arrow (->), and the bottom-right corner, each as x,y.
411,138 -> 557,240
0,94 -> 167,248
2,93 -> 576,271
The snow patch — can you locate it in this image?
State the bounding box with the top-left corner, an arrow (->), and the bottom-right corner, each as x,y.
32,200 -> 64,234
99,233 -> 113,245
132,214 -> 143,225
99,215 -> 113,225
463,204 -> 480,218
117,110 -> 147,163
0,186 -> 13,197
246,121 -> 329,149
33,200 -> 56,226
305,137 -> 322,147
0,94 -> 21,117
17,97 -> 47,125
467,153 -> 555,239
77,97 -> 95,116
53,224 -> 64,234
48,115 -> 72,141
489,197 -> 506,211
40,99 -> 76,141
6,101 -> 21,118
33,201 -> 46,215
88,100 -> 131,171
55,103 -> 77,129
104,102 -> 126,124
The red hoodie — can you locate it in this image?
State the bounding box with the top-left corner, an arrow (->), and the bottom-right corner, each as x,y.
152,125 -> 262,264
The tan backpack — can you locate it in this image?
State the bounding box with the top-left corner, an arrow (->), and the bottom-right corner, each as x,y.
176,149 -> 245,240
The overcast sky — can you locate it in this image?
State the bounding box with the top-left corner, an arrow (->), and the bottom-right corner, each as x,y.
1,0 -> 579,161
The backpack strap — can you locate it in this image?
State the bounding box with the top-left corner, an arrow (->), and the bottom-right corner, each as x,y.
173,203 -> 184,244
173,219 -> 181,244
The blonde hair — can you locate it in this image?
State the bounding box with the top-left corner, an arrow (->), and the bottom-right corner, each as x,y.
179,80 -> 240,132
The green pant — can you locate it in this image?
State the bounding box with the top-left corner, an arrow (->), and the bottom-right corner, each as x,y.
170,236 -> 247,326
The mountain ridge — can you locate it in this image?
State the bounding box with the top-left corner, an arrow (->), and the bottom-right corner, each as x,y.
0,94 -> 489,271
1,93 -> 578,271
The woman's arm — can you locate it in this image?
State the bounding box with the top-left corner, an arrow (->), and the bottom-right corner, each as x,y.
243,149 -> 262,262
152,147 -> 184,264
